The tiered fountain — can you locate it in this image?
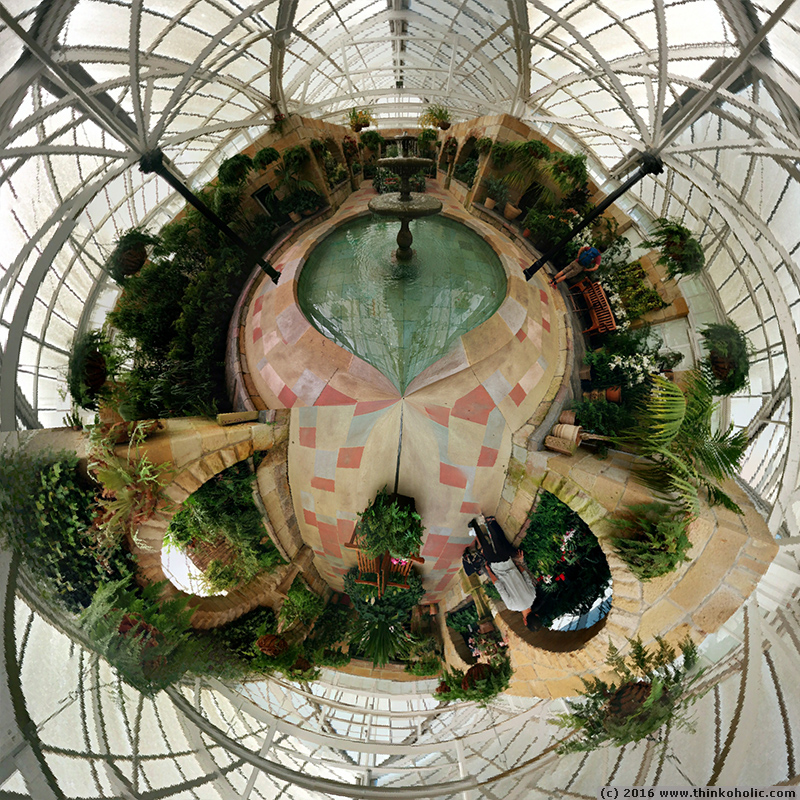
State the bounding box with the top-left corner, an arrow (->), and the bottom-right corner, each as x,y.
368,134 -> 443,261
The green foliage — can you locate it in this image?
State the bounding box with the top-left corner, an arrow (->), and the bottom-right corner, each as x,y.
571,399 -> 635,437
217,153 -> 253,186
418,103 -> 450,127
641,218 -> 705,278
417,127 -> 439,155
453,157 -> 478,187
490,141 -> 515,169
108,183 -> 275,417
166,461 -> 283,592
359,129 -> 385,152
521,492 -> 611,628
80,578 -> 196,695
441,137 -> 458,159
88,421 -> 172,564
611,502 -> 693,581
253,146 -> 280,170
357,488 -> 425,558
0,448 -> 135,612
548,151 -> 588,193
475,136 -> 493,155
446,603 -> 479,633
279,576 -> 325,628
596,239 -> 665,321
212,605 -> 277,662
503,138 -> 552,189
404,636 -> 443,676
344,568 -> 423,666
554,636 -> 702,752
105,227 -> 159,284
617,369 -> 749,517
700,320 -> 753,395
67,328 -> 129,411
522,206 -> 580,268
483,176 -> 510,206
435,652 -> 513,705
482,580 -> 502,602
303,602 -> 353,666
283,144 -> 310,171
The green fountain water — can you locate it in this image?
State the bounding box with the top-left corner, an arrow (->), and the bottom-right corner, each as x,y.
297,215 -> 507,392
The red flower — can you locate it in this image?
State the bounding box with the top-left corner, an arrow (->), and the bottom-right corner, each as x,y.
557,573 -> 565,581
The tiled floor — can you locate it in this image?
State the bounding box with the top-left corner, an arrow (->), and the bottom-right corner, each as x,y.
242,180 -> 569,598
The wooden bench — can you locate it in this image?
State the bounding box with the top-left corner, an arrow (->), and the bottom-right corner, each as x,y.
570,277 -> 617,335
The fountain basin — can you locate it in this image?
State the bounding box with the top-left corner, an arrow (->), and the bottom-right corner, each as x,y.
368,192 -> 443,218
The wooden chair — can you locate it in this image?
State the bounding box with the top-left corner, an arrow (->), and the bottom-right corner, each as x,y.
345,529 -> 424,598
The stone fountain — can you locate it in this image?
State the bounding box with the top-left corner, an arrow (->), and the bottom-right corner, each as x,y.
368,134 -> 443,261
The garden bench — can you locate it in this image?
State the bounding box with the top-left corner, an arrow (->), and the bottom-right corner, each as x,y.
344,530 -> 424,598
570,276 -> 617,335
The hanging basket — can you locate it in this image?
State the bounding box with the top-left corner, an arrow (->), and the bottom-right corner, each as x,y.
461,662 -> 492,690
603,681 -> 653,729
117,243 -> 148,277
438,121 -> 451,131
257,634 -> 289,657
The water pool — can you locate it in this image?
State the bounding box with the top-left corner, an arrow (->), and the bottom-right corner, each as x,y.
297,215 -> 507,391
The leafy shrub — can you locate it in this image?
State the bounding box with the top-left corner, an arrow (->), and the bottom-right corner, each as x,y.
166,461 -> 283,592
571,398 -> 635,437
611,503 -> 692,580
554,636 -> 701,752
641,217 -> 705,278
548,151 -> 588,193
596,240 -> 665,321
446,602 -> 479,633
475,136 -> 493,155
404,637 -> 443,676
80,578 -> 196,695
700,320 -> 752,395
453,157 -> 478,187
357,487 -> 424,558
522,206 -> 580,267
521,492 -> 610,628
279,576 -> 325,628
491,141 -> 514,168
483,176 -> 510,206
217,153 -> 253,186
212,605 -> 277,662
283,145 -> 310,171
253,146 -> 280,170
0,448 -> 135,612
67,328 -> 129,411
359,129 -> 385,152
344,568 -> 423,666
434,652 -> 512,705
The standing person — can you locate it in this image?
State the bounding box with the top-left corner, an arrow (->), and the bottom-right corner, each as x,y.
549,244 -> 601,287
467,516 -> 539,627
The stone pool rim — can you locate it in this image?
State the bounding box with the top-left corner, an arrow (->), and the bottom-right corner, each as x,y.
282,208 -> 521,397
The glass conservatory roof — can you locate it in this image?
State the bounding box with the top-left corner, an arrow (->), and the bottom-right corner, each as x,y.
3,0 -> 800,796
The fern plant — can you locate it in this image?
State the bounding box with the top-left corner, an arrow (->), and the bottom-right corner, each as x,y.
611,502 -> 692,580
641,218 -> 705,278
434,651 -> 512,705
616,369 -> 748,517
357,487 -> 425,559
279,576 -> 324,628
80,578 -> 196,695
553,636 -> 702,752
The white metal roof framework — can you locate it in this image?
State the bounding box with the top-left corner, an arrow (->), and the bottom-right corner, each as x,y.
2,1 -> 800,796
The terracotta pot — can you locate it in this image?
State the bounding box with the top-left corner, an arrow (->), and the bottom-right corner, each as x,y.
484,197 -> 496,210
302,207 -> 315,216
551,423 -> 582,443
289,211 -> 302,223
435,680 -> 451,695
522,228 -> 530,238
438,121 -> 451,130
604,681 -> 653,728
503,203 -> 522,221
257,634 -> 289,657
605,386 -> 622,403
558,410 -> 577,425
462,662 -> 492,690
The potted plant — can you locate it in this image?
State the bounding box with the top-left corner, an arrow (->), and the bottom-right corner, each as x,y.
281,193 -> 302,224
548,151 -> 589,193
641,217 -> 705,278
433,651 -> 512,705
217,153 -> 253,186
699,320 -> 752,395
104,227 -> 159,283
67,328 -> 127,410
475,136 -> 493,156
482,177 -> 509,210
348,107 -> 375,132
341,135 -> 359,162
610,502 -> 692,581
417,127 -> 439,157
490,141 -> 514,169
553,636 -> 702,752
442,137 -> 458,162
419,102 -> 451,130
503,199 -> 523,221
253,146 -> 280,171
283,144 -> 310,172
357,487 -> 425,559
359,129 -> 385,154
